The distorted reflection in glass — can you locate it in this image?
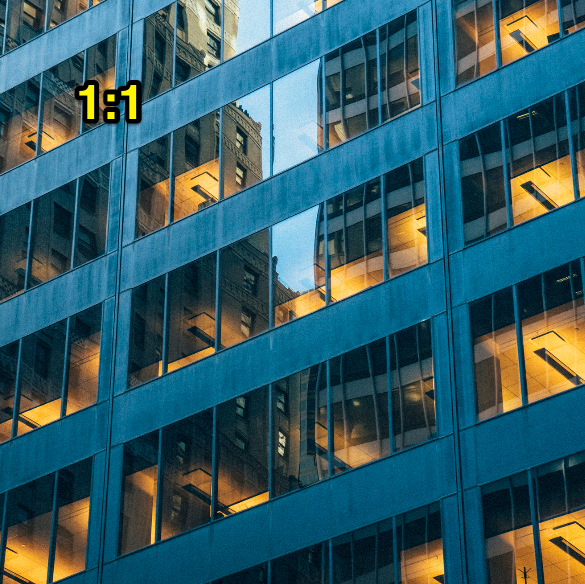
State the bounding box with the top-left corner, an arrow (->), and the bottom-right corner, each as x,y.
48,0 -> 88,28
460,122 -> 507,244
142,5 -> 174,100
470,287 -> 521,420
222,86 -> 270,198
127,275 -> 165,387
330,338 -> 389,473
498,0 -> 559,66
379,11 -> 420,122
0,76 -> 41,173
211,564 -> 268,584
5,0 -> 45,51
40,53 -> 84,152
272,363 -> 328,497
52,458 -> 93,581
273,59 -> 322,174
391,321 -> 436,451
328,179 -> 383,303
136,135 -> 171,237
569,81 -> 585,198
273,543 -> 328,584
119,432 -> 159,555
172,112 -> 220,221
518,262 -> 585,404
483,473 -> 538,584
0,202 -> 31,302
167,253 -> 217,372
28,182 -> 76,287
160,410 -> 213,539
273,0 -> 322,35
216,386 -> 269,516
220,230 -> 270,348
272,205 -> 325,325
84,35 -> 117,130
0,341 -> 19,442
506,95 -> 573,225
65,304 -> 102,415
454,0 -> 497,86
74,164 -> 110,267
17,320 -> 67,435
385,158 -> 427,278
223,0 -> 270,59
325,31 -> 378,148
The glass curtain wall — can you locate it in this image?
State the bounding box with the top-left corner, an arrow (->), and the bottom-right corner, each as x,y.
0,35 -> 116,175
470,260 -> 585,420
0,303 -> 103,442
0,164 -> 110,302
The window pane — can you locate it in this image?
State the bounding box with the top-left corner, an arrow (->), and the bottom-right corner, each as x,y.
17,320 -> 67,435
273,60 -> 322,174
223,0 -> 269,59
272,543 -> 328,584
211,564 -> 268,584
48,0 -> 88,28
385,159 -> 427,278
5,0 -> 45,51
142,5 -> 174,101
332,532 -> 353,584
220,230 -> 269,348
0,341 -> 19,443
519,262 -> 585,404
52,458 -> 93,581
222,86 -> 270,198
29,182 -> 76,287
174,0 -> 221,85
566,452 -> 585,512
568,82 -> 585,198
470,287 -> 521,420
483,474 -> 537,584
172,112 -> 220,221
378,519 -> 396,583
562,0 -> 585,33
40,53 -> 84,152
397,503 -> 444,584
506,95 -> 573,226
380,11 -> 420,122
0,203 -> 30,301
391,321 -> 435,451
66,304 -> 102,415
273,205 -> 326,325
272,363 -> 328,497
119,431 -> 159,555
167,253 -> 217,372
127,275 -> 165,387
498,0 -> 559,66
0,76 -> 41,173
460,122 -> 507,244
3,473 -> 54,584
160,409 -> 213,539
454,0 -> 497,86
136,135 -> 171,237
331,338 -> 389,474
328,178 -> 383,302
84,35 -> 117,130
0,0 -> 5,43
273,0 -> 322,35
74,164 -> 110,267
216,386 -> 269,516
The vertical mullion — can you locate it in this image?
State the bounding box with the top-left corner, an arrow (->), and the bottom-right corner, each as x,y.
324,195 -> 330,306
500,119 -> 514,228
70,176 -> 81,269
220,0 -> 224,62
44,0 -> 50,31
558,0 -> 565,38
376,27 -> 382,127
402,15 -> 410,111
168,131 -> 175,223
172,0 -> 178,84
392,515 -> 400,584
0,489 -> 8,579
326,359 -> 333,478
24,197 -> 35,290
328,537 -> 334,584
394,333 -> 405,450
35,70 -> 45,157
580,258 -> 585,301
214,249 -> 221,352
218,107 -> 224,200
1,0 -> 9,53
361,37 -> 370,130
268,226 -> 274,328
380,172 -> 389,280
268,382 -> 274,499
513,283 -> 529,406
80,48 -> 88,133
154,427 -> 163,542
269,82 -> 274,177
211,405 -> 218,520
386,336 -> 394,455
46,470 -> 59,584
493,0 -> 502,69
565,90 -> 581,200
60,316 -> 72,418
339,49 -> 349,140
361,185 -> 367,290
9,339 -> 23,438
527,468 -> 546,584
161,272 -> 170,375
322,55 -> 328,151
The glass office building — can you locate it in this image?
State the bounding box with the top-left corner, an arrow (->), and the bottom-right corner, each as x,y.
1,0 -> 585,582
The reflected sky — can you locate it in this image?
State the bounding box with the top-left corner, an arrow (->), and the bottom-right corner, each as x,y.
273,59 -> 321,174
232,0 -> 270,56
272,206 -> 320,292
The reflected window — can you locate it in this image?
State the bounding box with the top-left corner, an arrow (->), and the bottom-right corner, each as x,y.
561,0 -> 585,33
216,386 -> 269,517
5,0 -> 45,51
220,230 -> 269,348
0,341 -> 19,443
385,158 -> 427,278
48,0 -> 88,28
273,543 -> 328,584
142,6 -> 174,100
0,202 -> 31,302
273,205 -> 326,325
272,363 -> 328,497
